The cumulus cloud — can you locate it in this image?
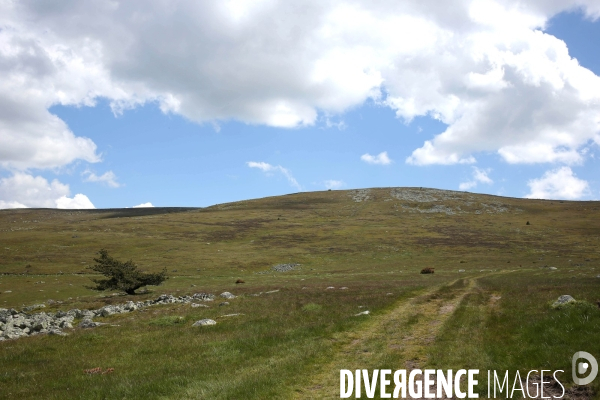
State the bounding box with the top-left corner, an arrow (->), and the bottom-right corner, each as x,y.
2,0 -> 600,178
459,167 -> 493,190
247,161 -> 301,190
83,170 -> 121,188
56,194 -> 95,209
0,172 -> 94,209
133,202 -> 154,208
525,166 -> 590,199
361,151 -> 393,165
324,180 -> 344,189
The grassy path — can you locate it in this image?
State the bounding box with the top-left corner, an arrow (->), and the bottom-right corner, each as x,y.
292,278 -> 479,399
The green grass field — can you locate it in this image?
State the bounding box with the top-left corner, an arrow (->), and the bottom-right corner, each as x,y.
0,187 -> 599,399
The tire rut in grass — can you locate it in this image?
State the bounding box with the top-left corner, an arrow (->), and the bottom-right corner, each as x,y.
292,279 -> 477,399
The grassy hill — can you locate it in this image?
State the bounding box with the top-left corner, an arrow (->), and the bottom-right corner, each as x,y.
0,187 -> 599,399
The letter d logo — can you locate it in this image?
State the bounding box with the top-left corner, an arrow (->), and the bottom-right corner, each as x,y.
573,351 -> 598,385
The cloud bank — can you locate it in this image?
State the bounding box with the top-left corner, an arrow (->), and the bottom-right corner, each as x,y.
0,173 -> 94,209
526,166 -> 589,199
2,0 -> 600,205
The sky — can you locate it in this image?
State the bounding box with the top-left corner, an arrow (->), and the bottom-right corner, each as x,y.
1,0 -> 600,209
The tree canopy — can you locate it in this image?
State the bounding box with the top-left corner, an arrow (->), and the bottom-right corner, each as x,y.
88,249 -> 167,295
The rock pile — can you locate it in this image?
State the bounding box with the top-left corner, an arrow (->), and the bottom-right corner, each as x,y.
0,308 -> 73,339
0,292 -> 218,341
271,263 -> 300,272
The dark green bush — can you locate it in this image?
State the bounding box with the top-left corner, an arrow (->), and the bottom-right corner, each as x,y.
88,249 -> 167,295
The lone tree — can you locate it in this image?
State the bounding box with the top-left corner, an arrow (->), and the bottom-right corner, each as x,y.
88,249 -> 167,295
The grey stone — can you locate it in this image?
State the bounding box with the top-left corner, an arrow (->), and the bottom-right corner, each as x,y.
98,305 -> 120,317
48,328 -> 68,336
79,319 -> 104,328
219,292 -> 236,299
271,263 -> 300,272
191,303 -> 208,308
192,293 -> 215,301
23,304 -> 46,312
552,295 -> 575,308
192,319 -> 216,326
355,311 -> 370,316
0,309 -> 11,323
79,310 -> 95,319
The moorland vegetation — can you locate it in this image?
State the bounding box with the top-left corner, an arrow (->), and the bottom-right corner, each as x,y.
0,187 -> 599,399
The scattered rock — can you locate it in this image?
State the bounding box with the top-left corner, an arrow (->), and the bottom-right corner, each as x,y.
326,286 -> 335,290
219,302 -> 229,306
2,291 -> 218,341
355,311 -> 370,316
192,319 -> 216,327
23,304 -> 45,312
219,292 -> 236,299
191,303 -> 208,308
264,289 -> 279,294
340,287 -> 348,290
271,263 -> 300,272
458,269 -> 465,272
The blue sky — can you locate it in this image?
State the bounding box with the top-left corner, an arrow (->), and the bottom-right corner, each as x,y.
1,1 -> 600,209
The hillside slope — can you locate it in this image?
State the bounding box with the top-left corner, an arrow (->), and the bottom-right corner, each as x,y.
0,187 -> 599,399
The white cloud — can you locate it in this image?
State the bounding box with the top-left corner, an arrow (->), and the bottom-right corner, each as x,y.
459,181 -> 477,191
526,166 -> 590,199
83,170 -> 121,188
361,151 -> 392,165
56,194 -> 95,209
324,180 -> 344,189
247,161 -> 301,190
2,0 -> 600,177
0,172 -> 94,209
0,200 -> 27,209
473,167 -> 493,184
133,202 -> 154,208
459,167 -> 493,191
